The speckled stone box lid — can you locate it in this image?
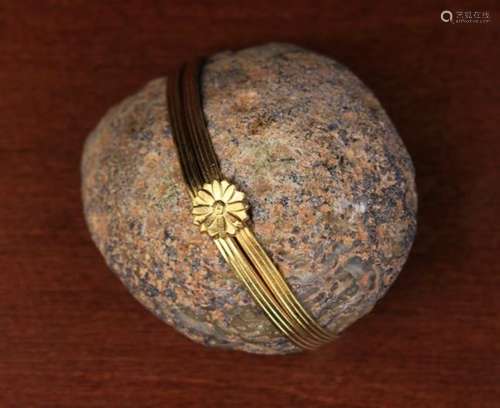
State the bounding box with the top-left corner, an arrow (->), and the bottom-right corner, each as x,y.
81,43 -> 417,354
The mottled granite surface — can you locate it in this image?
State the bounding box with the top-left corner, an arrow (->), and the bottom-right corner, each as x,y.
81,43 -> 417,354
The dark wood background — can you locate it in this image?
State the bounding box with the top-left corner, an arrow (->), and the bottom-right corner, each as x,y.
1,1 -> 499,407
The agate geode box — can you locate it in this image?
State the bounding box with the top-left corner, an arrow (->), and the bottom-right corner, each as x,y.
81,43 -> 417,354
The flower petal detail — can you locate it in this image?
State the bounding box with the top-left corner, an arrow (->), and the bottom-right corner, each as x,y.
224,212 -> 243,229
193,212 -> 211,225
231,209 -> 249,222
229,191 -> 245,203
207,216 -> 225,237
222,183 -> 236,202
202,182 -> 213,192
197,189 -> 215,205
225,221 -> 237,236
192,205 -> 210,215
226,202 -> 247,213
220,179 -> 230,194
212,180 -> 222,200
192,179 -> 249,238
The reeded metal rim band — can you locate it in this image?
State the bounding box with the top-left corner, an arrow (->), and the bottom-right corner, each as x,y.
166,58 -> 335,349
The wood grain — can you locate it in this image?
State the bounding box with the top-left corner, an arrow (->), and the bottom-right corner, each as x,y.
0,1 -> 498,407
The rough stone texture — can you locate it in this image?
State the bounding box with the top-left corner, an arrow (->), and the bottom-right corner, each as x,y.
81,43 -> 417,354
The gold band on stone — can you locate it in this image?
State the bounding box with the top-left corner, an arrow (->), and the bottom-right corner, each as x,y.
167,58 -> 335,349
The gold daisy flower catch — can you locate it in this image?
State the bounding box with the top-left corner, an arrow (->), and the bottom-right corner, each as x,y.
192,179 -> 249,238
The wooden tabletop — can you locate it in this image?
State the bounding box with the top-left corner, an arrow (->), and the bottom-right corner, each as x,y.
1,1 -> 499,407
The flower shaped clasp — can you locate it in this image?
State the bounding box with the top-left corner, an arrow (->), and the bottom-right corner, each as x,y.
192,180 -> 249,238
